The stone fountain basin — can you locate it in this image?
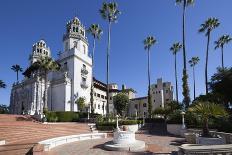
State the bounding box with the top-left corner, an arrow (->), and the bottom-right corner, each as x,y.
104,131 -> 145,151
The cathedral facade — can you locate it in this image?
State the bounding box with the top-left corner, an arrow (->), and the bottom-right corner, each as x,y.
9,16 -> 174,118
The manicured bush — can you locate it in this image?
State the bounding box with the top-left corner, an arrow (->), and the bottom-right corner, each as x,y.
96,121 -> 116,131
45,111 -> 79,122
46,112 -> 58,122
166,111 -> 182,124
119,120 -> 139,125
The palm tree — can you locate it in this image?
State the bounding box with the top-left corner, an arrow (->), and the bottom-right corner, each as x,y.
214,34 -> 232,69
87,24 -> 103,114
189,57 -> 200,100
189,101 -> 227,137
144,36 -> 157,118
28,56 -> 60,110
199,17 -> 220,94
175,0 -> 194,108
99,2 -> 120,116
11,64 -> 23,82
0,80 -> 6,88
38,56 -> 60,109
170,42 -> 182,103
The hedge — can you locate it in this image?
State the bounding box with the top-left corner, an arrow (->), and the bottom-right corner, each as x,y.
45,111 -> 100,122
96,119 -> 142,131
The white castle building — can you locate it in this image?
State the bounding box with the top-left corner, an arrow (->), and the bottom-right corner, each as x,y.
9,17 -> 174,118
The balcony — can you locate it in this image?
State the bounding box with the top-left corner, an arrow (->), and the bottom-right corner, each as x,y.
81,68 -> 88,75
81,82 -> 88,89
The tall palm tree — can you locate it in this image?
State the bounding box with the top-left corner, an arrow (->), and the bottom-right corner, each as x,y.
170,42 -> 182,103
25,56 -> 60,110
0,80 -> 6,88
175,0 -> 194,108
87,24 -> 103,114
144,36 -> 157,118
11,64 -> 23,82
38,56 -> 60,109
99,2 -> 120,116
199,17 -> 220,94
188,56 -> 200,100
214,34 -> 232,69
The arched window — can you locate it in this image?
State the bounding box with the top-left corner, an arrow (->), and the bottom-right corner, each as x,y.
75,27 -> 78,32
73,27 -> 75,32
73,41 -> 77,48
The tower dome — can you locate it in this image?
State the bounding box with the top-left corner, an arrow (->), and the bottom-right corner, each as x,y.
29,39 -> 51,64
63,16 -> 87,42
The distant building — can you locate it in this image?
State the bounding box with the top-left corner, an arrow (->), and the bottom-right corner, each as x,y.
128,78 -> 174,118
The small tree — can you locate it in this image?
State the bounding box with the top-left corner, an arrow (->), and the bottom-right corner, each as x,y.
188,101 -> 227,137
113,93 -> 129,116
76,97 -> 85,112
0,104 -> 9,114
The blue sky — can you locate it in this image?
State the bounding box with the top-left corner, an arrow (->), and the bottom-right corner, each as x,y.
0,0 -> 232,105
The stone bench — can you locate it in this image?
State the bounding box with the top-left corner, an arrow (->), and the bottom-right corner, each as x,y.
178,144 -> 232,155
38,133 -> 107,151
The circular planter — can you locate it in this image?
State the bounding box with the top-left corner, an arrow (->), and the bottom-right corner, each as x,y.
196,135 -> 225,145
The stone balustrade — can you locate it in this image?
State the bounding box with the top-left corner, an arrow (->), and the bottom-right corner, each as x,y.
39,133 -> 107,151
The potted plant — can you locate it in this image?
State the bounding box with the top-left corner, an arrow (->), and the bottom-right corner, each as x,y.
188,101 -> 228,144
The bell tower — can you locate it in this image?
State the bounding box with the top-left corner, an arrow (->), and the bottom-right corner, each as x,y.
29,39 -> 51,64
58,16 -> 92,112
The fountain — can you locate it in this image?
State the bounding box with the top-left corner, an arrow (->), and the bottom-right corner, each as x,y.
104,115 -> 145,151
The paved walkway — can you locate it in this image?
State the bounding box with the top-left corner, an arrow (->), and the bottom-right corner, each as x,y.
45,134 -> 184,155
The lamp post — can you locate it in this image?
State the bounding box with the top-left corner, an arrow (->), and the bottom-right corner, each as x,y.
116,114 -> 120,131
87,104 -> 90,121
181,111 -> 186,129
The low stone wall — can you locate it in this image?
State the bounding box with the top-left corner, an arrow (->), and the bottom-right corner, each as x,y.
167,124 -> 182,136
187,129 -> 232,144
178,144 -> 232,155
38,133 -> 107,151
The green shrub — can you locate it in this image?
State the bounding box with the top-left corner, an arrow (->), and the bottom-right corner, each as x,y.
96,121 -> 116,131
46,112 -> 58,122
119,120 -> 139,125
166,111 -> 182,124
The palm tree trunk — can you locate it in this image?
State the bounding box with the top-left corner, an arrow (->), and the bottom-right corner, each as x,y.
174,54 -> 179,103
202,118 -> 209,137
16,71 -> 19,82
90,38 -> 96,114
106,22 -> 112,117
147,48 -> 152,118
221,46 -> 224,69
205,31 -> 210,94
182,0 -> 190,108
182,0 -> 187,71
193,66 -> 196,100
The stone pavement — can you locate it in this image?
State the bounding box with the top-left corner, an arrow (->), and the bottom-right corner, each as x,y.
0,114 -> 90,155
45,133 -> 184,155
